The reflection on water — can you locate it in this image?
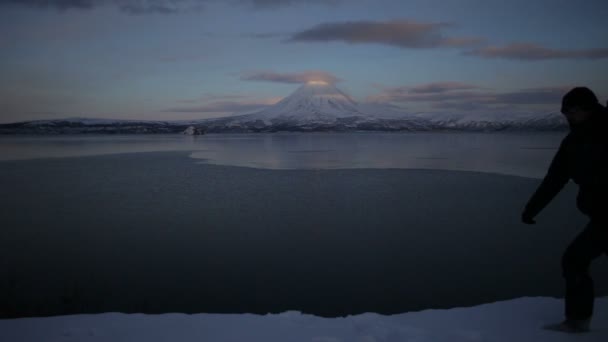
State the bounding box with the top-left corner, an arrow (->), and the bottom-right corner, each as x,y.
0,132 -> 565,178
188,132 -> 564,178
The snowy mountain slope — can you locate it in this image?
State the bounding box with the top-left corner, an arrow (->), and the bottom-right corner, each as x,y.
406,111 -> 568,131
247,82 -> 364,123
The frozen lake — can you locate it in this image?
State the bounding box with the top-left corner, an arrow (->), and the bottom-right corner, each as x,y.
0,132 -> 566,178
4,131 -> 604,319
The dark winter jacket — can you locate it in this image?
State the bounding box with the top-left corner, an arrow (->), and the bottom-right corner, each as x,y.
524,107 -> 608,221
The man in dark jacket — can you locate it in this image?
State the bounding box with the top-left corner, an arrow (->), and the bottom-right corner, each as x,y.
522,87 -> 608,333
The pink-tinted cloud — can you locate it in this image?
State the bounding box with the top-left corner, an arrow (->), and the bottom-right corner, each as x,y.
368,82 -> 572,111
287,20 -> 485,49
465,43 -> 608,60
369,82 -> 483,102
240,70 -> 341,84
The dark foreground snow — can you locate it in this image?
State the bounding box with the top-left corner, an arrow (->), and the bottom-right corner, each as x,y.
1,297 -> 607,342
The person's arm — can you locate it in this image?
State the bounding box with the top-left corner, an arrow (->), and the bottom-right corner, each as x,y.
522,138 -> 571,222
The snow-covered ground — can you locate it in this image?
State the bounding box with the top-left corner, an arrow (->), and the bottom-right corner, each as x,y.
1,297 -> 607,342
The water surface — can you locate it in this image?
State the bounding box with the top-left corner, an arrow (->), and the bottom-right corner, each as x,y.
0,132 -> 565,178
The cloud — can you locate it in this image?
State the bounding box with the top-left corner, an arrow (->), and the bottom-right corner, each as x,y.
175,93 -> 251,104
118,1 -> 206,14
368,82 -> 571,111
1,0 -> 337,13
287,19 -> 485,49
492,87 -> 570,105
240,70 -> 341,84
2,0 -> 97,10
408,82 -> 482,94
369,82 -> 483,102
165,97 -> 280,113
429,101 -> 493,111
465,43 -> 608,60
246,0 -> 339,9
1,0 -> 207,13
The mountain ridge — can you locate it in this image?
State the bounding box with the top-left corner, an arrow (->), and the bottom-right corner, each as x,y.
198,82 -> 567,132
0,83 -> 568,134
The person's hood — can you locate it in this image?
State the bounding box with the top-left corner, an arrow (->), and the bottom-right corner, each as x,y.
569,104 -> 607,131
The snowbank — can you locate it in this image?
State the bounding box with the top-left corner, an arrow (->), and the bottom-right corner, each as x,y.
1,297 -> 606,342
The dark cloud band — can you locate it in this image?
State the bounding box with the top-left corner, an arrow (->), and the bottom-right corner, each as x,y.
1,0 -> 337,13
465,43 -> 608,60
1,0 -> 197,13
287,20 -> 484,49
2,0 -> 97,10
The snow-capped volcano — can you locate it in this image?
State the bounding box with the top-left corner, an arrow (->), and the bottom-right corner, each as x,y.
199,82 -> 432,132
249,81 -> 363,122
228,81 -> 367,126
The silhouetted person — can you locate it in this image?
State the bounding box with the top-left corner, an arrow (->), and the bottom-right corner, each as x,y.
522,87 -> 608,333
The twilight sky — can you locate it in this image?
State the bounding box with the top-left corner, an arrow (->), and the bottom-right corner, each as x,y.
1,0 -> 607,123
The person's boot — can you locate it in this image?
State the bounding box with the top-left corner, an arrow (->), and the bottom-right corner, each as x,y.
543,318 -> 590,333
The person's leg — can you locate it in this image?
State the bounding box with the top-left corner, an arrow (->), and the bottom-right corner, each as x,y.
561,222 -> 605,321
599,220 -> 608,255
